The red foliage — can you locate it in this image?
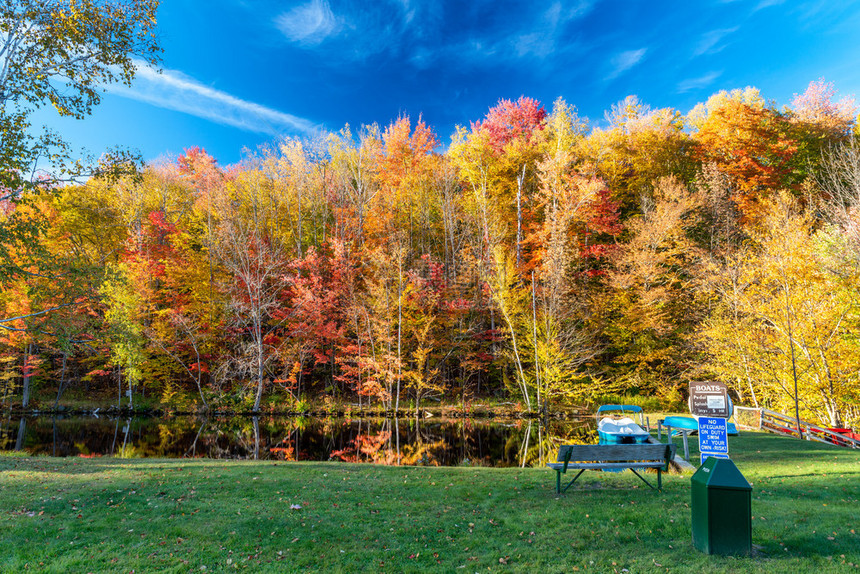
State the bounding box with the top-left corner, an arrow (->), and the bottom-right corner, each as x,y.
178,147 -> 218,177
21,355 -> 37,377
473,96 -> 547,152
189,362 -> 209,374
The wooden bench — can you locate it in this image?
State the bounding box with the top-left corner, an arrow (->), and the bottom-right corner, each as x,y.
547,443 -> 677,494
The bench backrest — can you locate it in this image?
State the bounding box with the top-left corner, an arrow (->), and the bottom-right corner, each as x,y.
557,443 -> 676,470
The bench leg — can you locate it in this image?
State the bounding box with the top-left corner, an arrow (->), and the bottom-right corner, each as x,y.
556,471 -> 561,494
629,469 -> 657,491
682,432 -> 689,462
561,469 -> 586,493
658,468 -> 662,491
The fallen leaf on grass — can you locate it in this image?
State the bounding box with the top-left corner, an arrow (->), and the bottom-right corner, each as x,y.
290,504 -> 301,510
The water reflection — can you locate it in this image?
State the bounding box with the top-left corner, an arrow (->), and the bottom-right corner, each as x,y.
0,414 -> 597,467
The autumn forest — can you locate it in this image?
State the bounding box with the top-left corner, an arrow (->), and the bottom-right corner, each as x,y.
3,82 -> 860,428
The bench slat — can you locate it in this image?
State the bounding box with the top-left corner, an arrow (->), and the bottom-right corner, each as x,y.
547,462 -> 665,471
556,444 -> 671,462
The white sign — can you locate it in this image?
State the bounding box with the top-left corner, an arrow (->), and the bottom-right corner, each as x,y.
707,395 -> 726,409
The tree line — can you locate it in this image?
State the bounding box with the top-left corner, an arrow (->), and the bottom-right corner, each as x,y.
2,81 -> 859,426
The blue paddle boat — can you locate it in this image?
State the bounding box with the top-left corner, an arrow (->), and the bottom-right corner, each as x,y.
597,405 -> 651,444
664,394 -> 738,435
662,415 -> 738,436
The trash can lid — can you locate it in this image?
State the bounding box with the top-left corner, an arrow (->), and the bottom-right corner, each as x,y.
691,457 -> 752,491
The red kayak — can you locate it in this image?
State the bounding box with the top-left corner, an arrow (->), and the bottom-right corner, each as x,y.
828,428 -> 860,443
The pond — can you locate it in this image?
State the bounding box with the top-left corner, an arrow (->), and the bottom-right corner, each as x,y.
0,414 -> 598,468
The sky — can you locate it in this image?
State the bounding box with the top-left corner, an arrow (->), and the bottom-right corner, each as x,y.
35,0 -> 860,167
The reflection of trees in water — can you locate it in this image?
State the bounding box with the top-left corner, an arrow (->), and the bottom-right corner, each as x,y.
317,418 -> 596,467
2,416 -> 596,466
0,413 -> 14,451
518,419 -> 597,467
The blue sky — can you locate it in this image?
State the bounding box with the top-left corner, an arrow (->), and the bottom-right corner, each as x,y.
36,0 -> 860,166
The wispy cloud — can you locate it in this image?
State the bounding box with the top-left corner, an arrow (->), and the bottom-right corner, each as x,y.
275,0 -> 340,46
511,1 -> 594,59
755,0 -> 785,10
109,64 -> 319,136
272,0 -> 415,60
541,0 -> 595,30
269,0 -> 595,69
694,27 -> 738,56
606,48 -> 647,80
677,71 -> 722,93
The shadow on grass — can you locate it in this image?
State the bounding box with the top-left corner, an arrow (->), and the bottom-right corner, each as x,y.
764,471 -> 860,479
0,455 -> 230,477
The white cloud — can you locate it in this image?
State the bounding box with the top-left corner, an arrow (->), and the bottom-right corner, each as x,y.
606,48 -> 647,80
755,0 -> 785,10
512,1 -> 594,59
677,71 -> 722,93
108,63 -> 318,136
544,0 -> 595,27
693,27 -> 738,56
275,0 -> 340,46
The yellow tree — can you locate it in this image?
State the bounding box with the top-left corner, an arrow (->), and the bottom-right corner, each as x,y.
259,138 -> 333,259
487,246 -> 532,411
702,192 -> 860,427
578,96 -> 693,218
376,116 -> 441,256
448,98 -> 548,271
607,176 -> 703,400
328,125 -> 382,251
0,189 -> 109,407
525,98 -> 611,408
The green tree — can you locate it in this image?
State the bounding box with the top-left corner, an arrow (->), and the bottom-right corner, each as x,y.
1,0 -> 161,194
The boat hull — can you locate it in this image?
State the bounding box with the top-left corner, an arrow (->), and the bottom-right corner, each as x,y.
598,430 -> 650,444
663,415 -> 738,436
598,416 -> 650,445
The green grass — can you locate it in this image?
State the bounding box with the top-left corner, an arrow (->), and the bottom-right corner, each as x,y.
1,431 -> 858,573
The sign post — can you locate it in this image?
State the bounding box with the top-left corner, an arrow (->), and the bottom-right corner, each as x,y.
689,381 -> 732,464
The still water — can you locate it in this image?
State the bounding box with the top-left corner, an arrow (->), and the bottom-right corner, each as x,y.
0,414 -> 597,467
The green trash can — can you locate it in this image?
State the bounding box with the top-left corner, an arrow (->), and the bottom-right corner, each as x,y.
691,457 -> 752,556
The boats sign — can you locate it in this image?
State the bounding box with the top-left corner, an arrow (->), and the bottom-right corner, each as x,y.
688,381 -> 731,418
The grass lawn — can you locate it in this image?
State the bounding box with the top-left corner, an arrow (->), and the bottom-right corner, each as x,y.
1,430 -> 858,573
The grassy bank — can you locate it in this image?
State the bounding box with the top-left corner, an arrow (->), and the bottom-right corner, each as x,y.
1,431 -> 858,573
